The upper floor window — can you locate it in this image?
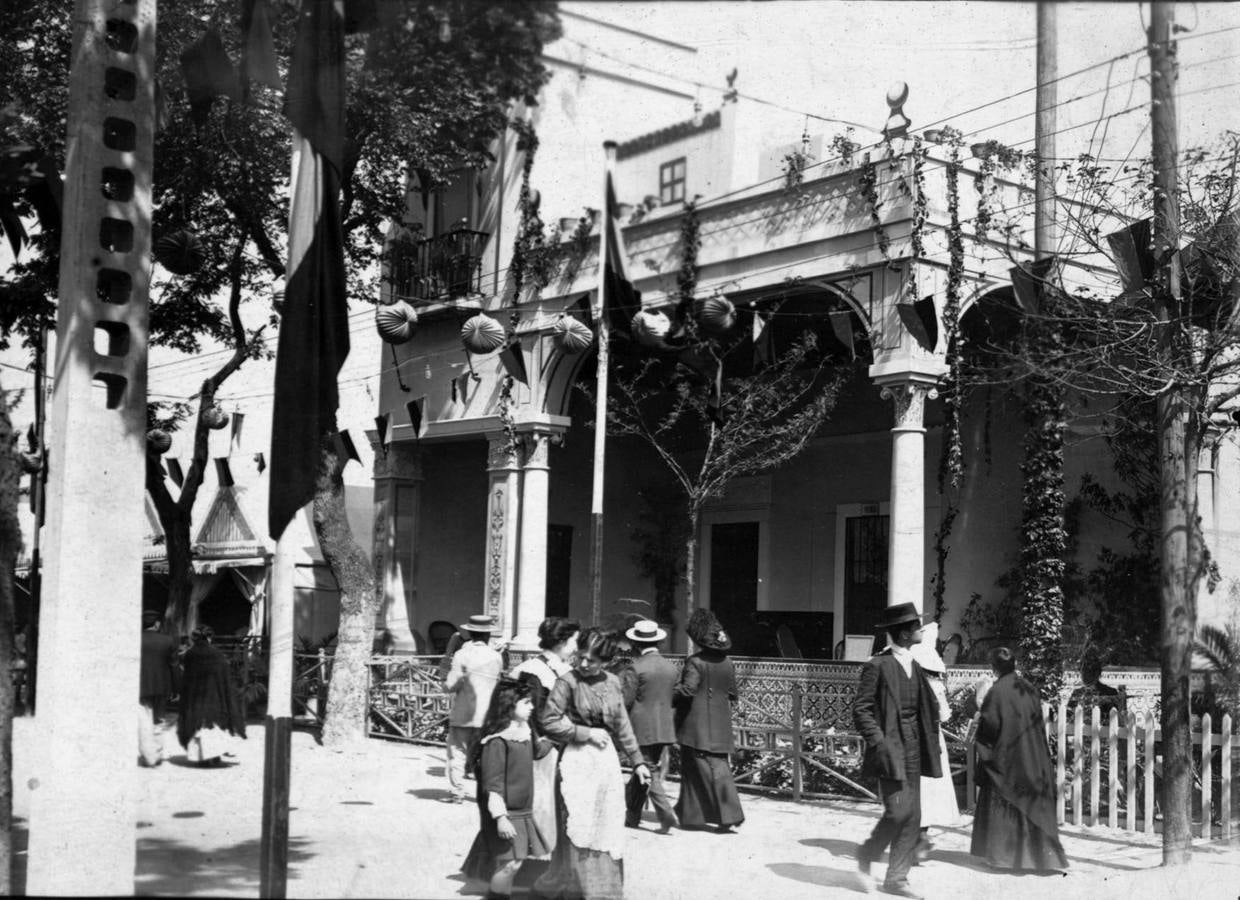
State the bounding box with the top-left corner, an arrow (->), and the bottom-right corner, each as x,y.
659,157 -> 686,205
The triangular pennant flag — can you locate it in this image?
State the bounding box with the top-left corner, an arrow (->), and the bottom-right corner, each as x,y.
333,429 -> 361,466
240,0 -> 282,89
603,174 -> 641,331
896,295 -> 939,352
752,311 -> 773,367
374,412 -> 390,457
405,397 -> 425,441
166,458 -> 185,487
499,337 -> 529,385
214,457 -> 235,488
1010,258 -> 1062,317
568,293 -> 594,327
230,411 -> 245,449
828,310 -> 856,360
253,452 -> 267,474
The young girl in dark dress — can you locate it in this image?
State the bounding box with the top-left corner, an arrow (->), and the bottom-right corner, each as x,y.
462,679 -> 553,899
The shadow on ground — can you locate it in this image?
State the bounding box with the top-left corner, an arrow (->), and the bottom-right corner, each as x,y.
767,862 -> 871,893
408,788 -> 458,801
135,835 -> 314,896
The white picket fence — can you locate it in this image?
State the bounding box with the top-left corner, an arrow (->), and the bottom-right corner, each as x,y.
966,704 -> 1237,839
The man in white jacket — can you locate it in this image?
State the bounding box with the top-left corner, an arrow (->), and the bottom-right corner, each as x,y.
443,614 -> 503,803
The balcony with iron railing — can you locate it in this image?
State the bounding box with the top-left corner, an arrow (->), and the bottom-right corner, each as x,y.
387,228 -> 488,307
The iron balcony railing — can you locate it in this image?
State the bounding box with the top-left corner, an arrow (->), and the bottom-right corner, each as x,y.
387,229 -> 488,304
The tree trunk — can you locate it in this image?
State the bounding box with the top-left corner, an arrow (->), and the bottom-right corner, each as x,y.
683,507 -> 700,651
161,508 -> 194,633
0,382 -> 20,894
315,445 -> 378,749
1158,387 -> 1195,864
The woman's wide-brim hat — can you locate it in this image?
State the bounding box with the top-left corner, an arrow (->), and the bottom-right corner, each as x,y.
874,602 -> 932,631
687,610 -> 733,651
625,619 -> 668,643
459,614 -> 497,634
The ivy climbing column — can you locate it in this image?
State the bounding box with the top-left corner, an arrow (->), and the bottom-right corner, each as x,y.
371,441 -> 422,650
874,367 -> 944,613
484,433 -> 522,637
28,0 -> 155,892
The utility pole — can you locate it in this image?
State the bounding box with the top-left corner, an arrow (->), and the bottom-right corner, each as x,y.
1149,0 -> 1193,867
26,0 -> 155,892
1035,1 -> 1057,259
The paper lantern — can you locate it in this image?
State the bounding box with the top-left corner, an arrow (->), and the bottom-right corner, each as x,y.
631,309 -> 673,348
553,316 -> 593,354
460,313 -> 505,354
154,229 -> 206,275
694,295 -> 737,335
375,300 -> 419,344
203,405 -> 230,430
146,428 -> 173,455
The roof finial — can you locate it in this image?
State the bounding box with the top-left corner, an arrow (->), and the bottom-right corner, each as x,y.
883,81 -> 911,140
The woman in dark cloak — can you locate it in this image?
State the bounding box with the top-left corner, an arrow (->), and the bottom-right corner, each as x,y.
970,647 -> 1068,872
177,626 -> 247,767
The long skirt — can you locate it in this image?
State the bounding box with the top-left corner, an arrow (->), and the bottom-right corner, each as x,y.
185,726 -> 234,763
462,808 -> 547,883
530,748 -> 559,853
970,781 -> 1068,872
530,741 -> 626,900
674,747 -> 744,829
920,733 -> 959,827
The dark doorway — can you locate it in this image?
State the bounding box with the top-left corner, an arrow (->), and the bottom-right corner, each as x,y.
545,525 -> 572,619
842,514 -> 889,654
197,574 -> 252,637
709,521 -> 763,655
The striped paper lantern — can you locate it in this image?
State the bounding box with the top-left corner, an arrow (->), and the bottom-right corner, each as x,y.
631,309 -> 673,348
460,313 -> 506,354
553,316 -> 593,354
154,229 -> 206,275
202,405 -> 230,430
146,428 -> 173,455
375,300 -> 419,344
694,295 -> 737,335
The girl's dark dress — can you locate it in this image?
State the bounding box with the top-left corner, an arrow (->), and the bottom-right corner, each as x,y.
462,730 -> 552,881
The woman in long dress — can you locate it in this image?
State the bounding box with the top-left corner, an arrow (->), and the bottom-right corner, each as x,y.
530,628 -> 650,900
510,617 -> 581,852
910,622 -> 959,860
970,647 -> 1068,872
673,609 -> 744,832
176,626 -> 246,767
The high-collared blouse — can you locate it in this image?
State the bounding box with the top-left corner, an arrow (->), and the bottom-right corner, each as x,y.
539,668 -> 643,767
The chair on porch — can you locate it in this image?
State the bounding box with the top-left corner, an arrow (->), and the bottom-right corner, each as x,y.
775,624 -> 803,659
427,620 -> 457,656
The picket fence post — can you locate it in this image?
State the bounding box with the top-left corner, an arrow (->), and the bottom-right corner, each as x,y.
1107,709 -> 1120,829
1056,700 -> 1068,825
1222,715 -> 1233,843
1072,706 -> 1084,826
791,683 -> 803,804
1125,710 -> 1137,832
1143,712 -> 1156,834
1201,713 -> 1213,841
1089,707 -> 1101,826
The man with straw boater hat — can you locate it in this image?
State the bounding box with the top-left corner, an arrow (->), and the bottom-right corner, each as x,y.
621,619 -> 679,833
443,614 -> 503,803
852,602 -> 944,899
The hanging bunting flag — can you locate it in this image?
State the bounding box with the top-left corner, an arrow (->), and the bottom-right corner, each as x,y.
405,397 -> 426,441
214,457 -> 235,488
752,311 -> 773,367
603,174 -> 641,331
240,0 -> 281,89
230,410 -> 245,449
374,412 -> 390,456
166,458 -> 185,487
896,295 -> 939,353
269,0 -> 351,541
568,293 -> 594,327
333,429 -> 361,467
828,310 -> 856,360
179,28 -> 241,126
499,337 -> 529,385
254,452 -> 267,474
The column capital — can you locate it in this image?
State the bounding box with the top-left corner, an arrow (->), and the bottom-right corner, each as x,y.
372,441 -> 423,481
519,426 -> 564,471
486,432 -> 522,472
877,379 -> 939,431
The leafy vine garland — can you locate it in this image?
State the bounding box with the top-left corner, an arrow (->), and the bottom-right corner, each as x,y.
677,198 -> 701,310
508,119 -> 542,302
941,142 -> 965,489
858,153 -> 890,261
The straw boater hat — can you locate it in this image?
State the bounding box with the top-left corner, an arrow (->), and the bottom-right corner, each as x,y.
625,619 -> 668,643
460,613 -> 497,634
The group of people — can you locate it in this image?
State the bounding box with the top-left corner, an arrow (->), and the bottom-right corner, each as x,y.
443,609 -> 744,900
854,602 -> 1068,899
138,610 -> 248,769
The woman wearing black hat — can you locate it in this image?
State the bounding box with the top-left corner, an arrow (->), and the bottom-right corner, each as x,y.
672,609 -> 744,832
177,626 -> 247,767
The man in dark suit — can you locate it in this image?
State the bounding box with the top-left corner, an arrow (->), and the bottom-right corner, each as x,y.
138,609 -> 180,767
853,603 -> 943,899
621,619 -> 679,833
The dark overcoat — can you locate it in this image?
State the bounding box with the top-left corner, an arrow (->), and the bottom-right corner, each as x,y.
622,649 -> 678,746
852,649 -> 943,781
673,650 -> 737,754
177,642 -> 247,748
140,629 -> 179,700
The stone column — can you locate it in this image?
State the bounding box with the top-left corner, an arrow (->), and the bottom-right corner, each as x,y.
514,430 -> 557,648
484,434 -> 522,638
877,375 -> 939,612
371,441 -> 422,651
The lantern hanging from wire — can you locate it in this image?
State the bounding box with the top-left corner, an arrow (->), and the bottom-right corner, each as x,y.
631,309 -> 674,349
202,404 -> 230,430
375,299 -> 419,344
146,428 -> 173,455
460,313 -> 506,354
154,229 -> 206,275
694,294 -> 737,335
552,315 -> 593,354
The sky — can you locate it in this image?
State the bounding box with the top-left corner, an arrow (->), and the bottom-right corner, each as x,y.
3,1 -> 1239,503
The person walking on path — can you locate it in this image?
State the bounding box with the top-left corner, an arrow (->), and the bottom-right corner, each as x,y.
176,626 -> 246,767
853,602 -> 943,900
530,628 -> 650,900
909,622 -> 958,862
444,614 -> 504,804
970,647 -> 1068,873
621,619 -> 678,833
138,609 -> 180,767
511,617 -> 581,852
462,678 -> 553,899
673,609 -> 744,833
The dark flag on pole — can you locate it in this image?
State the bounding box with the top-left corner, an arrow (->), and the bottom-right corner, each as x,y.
268,0 -> 350,541
499,337 -> 529,385
604,174 -> 641,331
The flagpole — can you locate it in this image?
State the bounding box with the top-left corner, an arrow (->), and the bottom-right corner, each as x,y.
589,141 -> 618,626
